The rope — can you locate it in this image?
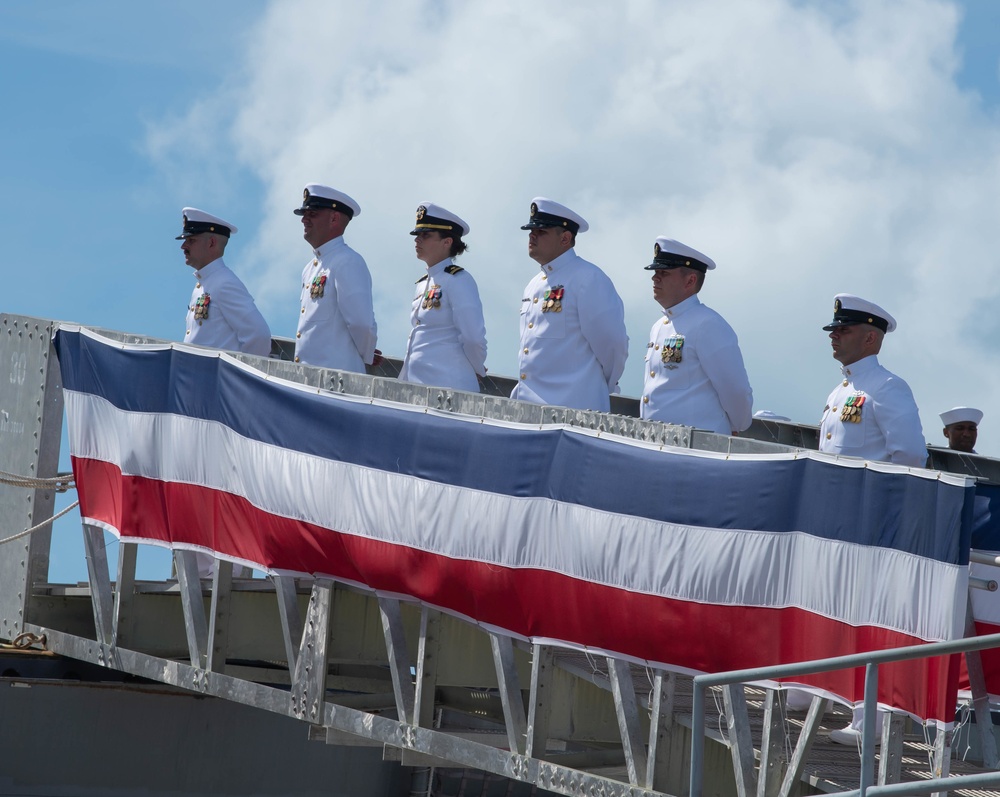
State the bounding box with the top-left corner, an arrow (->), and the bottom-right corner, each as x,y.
0,469 -> 78,545
0,500 -> 80,545
0,470 -> 73,492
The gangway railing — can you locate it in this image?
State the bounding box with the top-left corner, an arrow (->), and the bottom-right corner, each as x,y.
690,631 -> 1000,797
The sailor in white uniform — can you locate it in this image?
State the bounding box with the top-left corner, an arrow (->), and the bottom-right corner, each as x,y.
819,294 -> 926,468
179,208 -> 271,357
399,203 -> 487,392
639,237 -> 753,434
940,406 -> 982,454
818,294 -> 927,745
293,184 -> 378,372
510,198 -> 628,413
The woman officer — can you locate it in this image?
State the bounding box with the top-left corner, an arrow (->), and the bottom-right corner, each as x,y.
399,202 -> 487,392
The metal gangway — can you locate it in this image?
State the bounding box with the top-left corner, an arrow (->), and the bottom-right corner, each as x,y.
3,310 -> 1000,797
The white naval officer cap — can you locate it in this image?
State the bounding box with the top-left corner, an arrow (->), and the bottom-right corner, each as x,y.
940,407 -> 983,427
410,202 -> 470,237
294,183 -> 361,219
644,236 -> 716,273
176,208 -> 238,240
822,293 -> 897,334
520,197 -> 589,234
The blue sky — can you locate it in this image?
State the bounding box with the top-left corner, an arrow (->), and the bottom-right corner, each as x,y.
3,0 -> 1000,581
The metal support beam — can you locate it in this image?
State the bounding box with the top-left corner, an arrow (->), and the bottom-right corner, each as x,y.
82,523 -> 114,646
173,550 -> 208,669
291,578 -> 333,724
877,712 -> 905,785
526,644 -> 554,758
378,596 -> 415,725
644,670 -> 675,792
757,690 -> 786,797
274,574 -> 303,674
206,559 -> 234,673
722,684 -> 756,797
965,593 -> 999,768
930,720 -> 951,797
414,606 -> 441,729
113,541 -> 137,648
778,695 -> 824,797
607,657 -> 647,785
490,632 -> 527,754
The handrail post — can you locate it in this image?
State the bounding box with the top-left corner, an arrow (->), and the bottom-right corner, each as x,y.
690,677 -> 706,797
860,661 -> 879,796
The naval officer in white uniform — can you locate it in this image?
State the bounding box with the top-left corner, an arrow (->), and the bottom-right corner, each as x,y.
639,237 -> 753,434
179,208 -> 271,357
818,294 -> 926,468
510,198 -> 628,412
817,294 -> 926,745
293,184 -> 378,372
399,202 -> 487,392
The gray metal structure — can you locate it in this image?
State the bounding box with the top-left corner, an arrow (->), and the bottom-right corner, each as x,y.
3,312 -> 1000,797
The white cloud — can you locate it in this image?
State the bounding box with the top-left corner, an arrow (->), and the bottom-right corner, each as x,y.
150,0 -> 1000,451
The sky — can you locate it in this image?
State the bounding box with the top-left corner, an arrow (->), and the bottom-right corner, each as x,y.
3,0 -> 1000,581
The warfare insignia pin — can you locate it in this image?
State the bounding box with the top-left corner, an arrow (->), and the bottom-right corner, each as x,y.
310,273 -> 327,299
193,293 -> 210,323
661,335 -> 684,366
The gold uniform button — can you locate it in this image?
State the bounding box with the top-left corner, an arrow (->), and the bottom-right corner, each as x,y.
533,297 -> 538,303
196,283 -> 201,289
832,406 -> 838,412
662,319 -> 668,325
301,307 -> 306,314
528,322 -> 534,329
541,275 -> 547,281
294,356 -> 301,363
826,433 -> 832,440
650,371 -> 655,378
843,380 -> 849,386
312,259 -> 318,266
520,373 -> 527,380
185,329 -> 190,335
415,320 -> 421,325
295,332 -> 301,339
642,396 -> 649,404
523,348 -> 529,354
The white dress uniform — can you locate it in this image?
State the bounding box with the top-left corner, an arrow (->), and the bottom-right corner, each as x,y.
511,248 -> 629,412
640,294 -> 753,434
184,258 -> 271,356
818,354 -> 927,467
294,236 -> 378,372
399,258 -> 487,392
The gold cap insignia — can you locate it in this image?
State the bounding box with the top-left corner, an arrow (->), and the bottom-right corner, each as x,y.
654,242 -> 661,257
416,205 -> 426,221
303,189 -> 310,201
183,214 -> 188,224
834,299 -> 842,312
530,202 -> 538,217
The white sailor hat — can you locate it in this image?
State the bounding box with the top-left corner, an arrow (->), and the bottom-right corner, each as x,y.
520,197 -> 589,234
293,183 -> 361,219
753,410 -> 791,421
176,208 -> 237,240
410,202 -> 470,237
645,236 -> 716,273
940,407 -> 983,427
822,293 -> 896,333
